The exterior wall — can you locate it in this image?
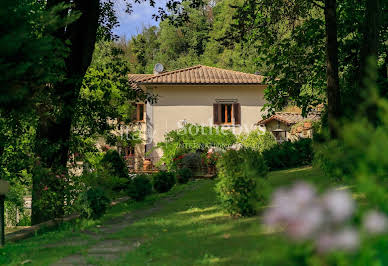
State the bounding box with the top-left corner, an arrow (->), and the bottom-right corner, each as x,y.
141,84 -> 267,161
263,120 -> 315,142
264,120 -> 291,142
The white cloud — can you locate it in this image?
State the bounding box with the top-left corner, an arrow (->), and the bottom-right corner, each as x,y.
113,0 -> 168,38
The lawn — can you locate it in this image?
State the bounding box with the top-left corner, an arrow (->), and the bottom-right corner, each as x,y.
1,167 -> 328,266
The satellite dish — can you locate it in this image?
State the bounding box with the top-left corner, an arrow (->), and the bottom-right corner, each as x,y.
154,63 -> 164,74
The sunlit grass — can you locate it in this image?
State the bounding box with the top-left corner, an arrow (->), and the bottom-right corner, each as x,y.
2,167 -> 332,265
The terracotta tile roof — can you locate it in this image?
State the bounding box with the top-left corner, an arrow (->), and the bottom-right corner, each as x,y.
128,65 -> 265,85
128,74 -> 154,83
257,112 -> 321,126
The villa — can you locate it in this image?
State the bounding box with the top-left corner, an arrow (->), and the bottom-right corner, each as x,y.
124,64 -> 267,169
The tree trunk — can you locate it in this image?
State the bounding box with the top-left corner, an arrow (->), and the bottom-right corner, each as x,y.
324,0 -> 341,138
360,0 -> 380,77
32,0 -> 100,225
358,0 -> 381,125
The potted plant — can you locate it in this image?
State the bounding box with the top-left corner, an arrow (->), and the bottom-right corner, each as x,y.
143,158 -> 152,171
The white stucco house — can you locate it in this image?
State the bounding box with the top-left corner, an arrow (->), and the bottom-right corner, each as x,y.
126,65 -> 267,168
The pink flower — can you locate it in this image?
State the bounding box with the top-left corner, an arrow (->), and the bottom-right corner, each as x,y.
315,228 -> 359,253
316,232 -> 337,253
334,228 -> 359,251
43,186 -> 49,191
363,210 -> 388,234
322,189 -> 355,223
288,205 -> 324,239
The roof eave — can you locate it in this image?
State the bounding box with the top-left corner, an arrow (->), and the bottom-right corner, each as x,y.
136,82 -> 266,86
256,116 -> 294,126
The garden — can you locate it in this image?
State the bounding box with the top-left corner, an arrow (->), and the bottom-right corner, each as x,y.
4,120 -> 387,265
1,0 -> 388,265
4,115 -> 388,265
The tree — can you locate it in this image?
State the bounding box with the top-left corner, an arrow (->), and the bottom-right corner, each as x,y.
230,0 -> 327,115
71,41 -> 155,160
324,0 -> 341,137
0,0 -> 73,111
229,0 -> 387,136
126,0 -> 259,74
31,0 -> 207,224
0,0 -> 78,224
32,0 -> 100,224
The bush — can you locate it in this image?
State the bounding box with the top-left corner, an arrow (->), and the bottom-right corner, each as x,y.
127,174 -> 152,201
100,149 -> 127,178
82,165 -> 128,195
180,152 -> 202,173
78,187 -> 111,219
176,167 -> 193,184
262,139 -> 313,170
152,171 -> 176,193
157,124 -> 237,170
32,166 -> 82,222
215,149 -> 268,217
237,130 -> 277,152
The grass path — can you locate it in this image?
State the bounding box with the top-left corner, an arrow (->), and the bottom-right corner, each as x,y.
1,167 -> 328,266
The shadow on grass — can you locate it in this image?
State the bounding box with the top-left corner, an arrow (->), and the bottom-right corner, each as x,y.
105,180 -> 280,265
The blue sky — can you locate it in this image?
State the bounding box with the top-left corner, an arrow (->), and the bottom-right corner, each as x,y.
113,0 -> 167,39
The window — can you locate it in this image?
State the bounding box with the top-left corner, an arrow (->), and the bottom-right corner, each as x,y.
213,102 -> 241,125
272,130 -> 287,143
125,146 -> 135,157
221,104 -> 233,124
133,103 -> 145,122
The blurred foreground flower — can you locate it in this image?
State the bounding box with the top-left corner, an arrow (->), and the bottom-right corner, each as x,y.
264,182 -> 388,253
363,210 -> 388,234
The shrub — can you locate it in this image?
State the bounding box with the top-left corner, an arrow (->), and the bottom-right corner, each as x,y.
176,167 -> 193,184
127,174 -> 152,201
180,152 -> 202,173
262,139 -> 313,170
157,124 -> 237,170
32,166 -> 82,222
82,165 -> 128,195
215,149 -> 268,217
100,149 -> 127,178
237,130 -> 277,152
78,187 -> 111,219
152,171 -> 176,193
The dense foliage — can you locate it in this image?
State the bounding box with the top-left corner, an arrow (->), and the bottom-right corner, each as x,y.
77,187 -> 111,219
316,93 -> 388,215
152,171 -> 176,193
232,0 -> 387,119
179,152 -> 202,174
0,0 -> 73,109
72,41 -> 154,160
176,168 -> 193,184
81,165 -> 127,197
100,150 -> 128,179
121,0 -> 258,74
157,124 -> 236,170
215,149 -> 268,217
0,0 -> 76,226
237,130 -> 277,152
262,139 -> 313,170
127,174 -> 152,201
